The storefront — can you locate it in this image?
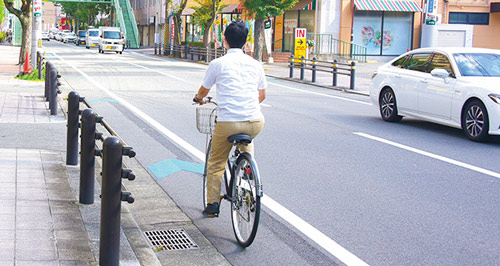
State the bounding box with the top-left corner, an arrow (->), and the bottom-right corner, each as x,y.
281,0 -> 317,52
352,0 -> 422,56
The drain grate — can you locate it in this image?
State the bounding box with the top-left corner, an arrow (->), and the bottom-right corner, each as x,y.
144,229 -> 199,251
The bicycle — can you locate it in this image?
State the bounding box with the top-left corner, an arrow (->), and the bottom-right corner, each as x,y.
194,97 -> 263,247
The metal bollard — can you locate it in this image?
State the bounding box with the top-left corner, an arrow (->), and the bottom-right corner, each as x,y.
154,43 -> 157,55
99,136 -> 135,266
350,61 -> 356,90
48,68 -> 61,115
333,59 -> 338,87
205,48 -> 209,63
312,57 -> 317,83
289,56 -> 294,78
66,91 -> 84,165
184,45 -> 188,59
80,109 -> 98,204
159,43 -> 162,55
191,47 -> 194,61
44,61 -> 52,101
300,56 -> 305,80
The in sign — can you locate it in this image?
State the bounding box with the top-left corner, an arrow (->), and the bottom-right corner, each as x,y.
295,28 -> 306,39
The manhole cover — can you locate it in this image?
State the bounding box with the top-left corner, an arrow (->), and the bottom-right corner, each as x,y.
144,229 -> 199,251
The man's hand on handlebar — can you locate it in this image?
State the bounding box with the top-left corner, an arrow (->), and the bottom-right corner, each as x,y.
193,95 -> 206,105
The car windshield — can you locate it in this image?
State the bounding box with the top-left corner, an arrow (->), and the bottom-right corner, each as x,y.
78,32 -> 86,37
104,31 -> 121,39
69,33 -> 76,37
453,53 -> 500,77
88,31 -> 99,36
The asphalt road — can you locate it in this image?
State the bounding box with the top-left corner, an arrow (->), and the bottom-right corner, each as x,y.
43,40 -> 500,266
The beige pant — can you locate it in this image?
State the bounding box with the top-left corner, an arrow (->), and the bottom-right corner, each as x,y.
206,119 -> 264,204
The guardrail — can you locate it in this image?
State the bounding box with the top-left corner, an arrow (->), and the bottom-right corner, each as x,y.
65,89 -> 136,266
288,56 -> 356,90
163,44 -> 227,63
307,33 -> 367,63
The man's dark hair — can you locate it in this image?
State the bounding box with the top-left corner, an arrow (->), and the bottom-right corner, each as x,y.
224,22 -> 248,49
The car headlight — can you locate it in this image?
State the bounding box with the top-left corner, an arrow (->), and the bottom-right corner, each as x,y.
489,94 -> 500,104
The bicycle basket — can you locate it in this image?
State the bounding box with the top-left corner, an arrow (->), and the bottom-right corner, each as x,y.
196,106 -> 217,134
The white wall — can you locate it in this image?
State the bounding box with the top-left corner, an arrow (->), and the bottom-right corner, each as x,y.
317,0 -> 341,38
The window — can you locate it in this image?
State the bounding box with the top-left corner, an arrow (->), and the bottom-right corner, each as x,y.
392,55 -> 411,68
449,12 -> 489,25
454,53 -> 500,77
429,54 -> 454,76
407,54 -> 431,72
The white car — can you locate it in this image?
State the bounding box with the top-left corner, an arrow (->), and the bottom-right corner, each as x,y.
370,47 -> 500,142
62,32 -> 77,43
55,32 -> 63,41
41,31 -> 50,41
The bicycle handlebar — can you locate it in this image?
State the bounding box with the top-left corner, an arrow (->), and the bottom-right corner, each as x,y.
193,96 -> 217,105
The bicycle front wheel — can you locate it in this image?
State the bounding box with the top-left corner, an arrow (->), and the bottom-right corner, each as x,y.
203,140 -> 211,209
230,152 -> 261,247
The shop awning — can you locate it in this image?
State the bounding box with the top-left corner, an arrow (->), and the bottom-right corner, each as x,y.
182,7 -> 195,16
290,0 -> 316,10
221,4 -> 239,13
354,0 -> 423,12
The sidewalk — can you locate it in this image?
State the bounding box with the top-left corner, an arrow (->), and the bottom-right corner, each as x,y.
0,44 -> 229,265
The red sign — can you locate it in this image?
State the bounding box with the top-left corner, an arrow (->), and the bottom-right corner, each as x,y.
295,28 -> 306,39
171,23 -> 175,40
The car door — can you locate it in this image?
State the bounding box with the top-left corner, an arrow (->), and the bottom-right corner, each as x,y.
418,53 -> 457,120
396,53 -> 433,113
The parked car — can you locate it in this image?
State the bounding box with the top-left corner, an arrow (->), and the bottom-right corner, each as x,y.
62,32 -> 77,43
41,31 -> 50,41
48,29 -> 58,39
76,30 -> 86,46
55,32 -> 63,41
370,47 -> 500,142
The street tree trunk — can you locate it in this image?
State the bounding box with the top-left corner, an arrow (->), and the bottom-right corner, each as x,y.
253,18 -> 265,62
3,0 -> 33,66
173,0 -> 187,45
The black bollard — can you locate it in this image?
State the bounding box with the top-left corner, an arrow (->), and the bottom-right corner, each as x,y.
49,69 -> 61,116
99,137 -> 134,266
350,61 -> 356,90
44,61 -> 52,101
80,109 -> 97,204
289,56 -> 294,78
66,91 -> 82,165
312,57 -> 317,83
154,43 -> 157,55
300,56 -> 305,80
333,59 -> 338,87
184,45 -> 189,59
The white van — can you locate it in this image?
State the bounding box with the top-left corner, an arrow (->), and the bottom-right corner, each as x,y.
86,28 -> 100,49
98,27 -> 124,54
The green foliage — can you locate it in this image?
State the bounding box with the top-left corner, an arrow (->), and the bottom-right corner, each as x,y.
0,0 -> 6,24
243,0 -> 299,19
58,2 -> 110,30
0,32 -> 6,42
15,71 -> 44,81
190,0 -> 225,27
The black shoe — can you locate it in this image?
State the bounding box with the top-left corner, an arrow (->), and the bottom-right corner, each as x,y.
203,203 -> 219,218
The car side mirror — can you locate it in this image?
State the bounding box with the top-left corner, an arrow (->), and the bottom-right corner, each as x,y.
431,69 -> 450,79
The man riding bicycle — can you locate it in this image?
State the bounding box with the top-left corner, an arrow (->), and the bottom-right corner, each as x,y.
194,21 -> 267,217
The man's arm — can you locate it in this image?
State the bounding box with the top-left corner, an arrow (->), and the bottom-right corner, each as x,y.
259,89 -> 266,103
194,85 -> 210,104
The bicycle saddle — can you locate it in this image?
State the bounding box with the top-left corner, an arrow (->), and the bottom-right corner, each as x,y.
228,134 -> 253,145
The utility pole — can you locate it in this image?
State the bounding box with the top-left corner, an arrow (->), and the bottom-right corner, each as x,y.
31,0 -> 42,70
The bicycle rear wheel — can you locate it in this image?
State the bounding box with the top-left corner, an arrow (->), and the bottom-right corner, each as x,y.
203,140 -> 211,209
230,153 -> 261,247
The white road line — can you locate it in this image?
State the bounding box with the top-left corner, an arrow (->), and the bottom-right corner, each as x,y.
120,60 -> 187,82
270,82 -> 371,105
51,51 -> 369,266
354,132 -> 500,179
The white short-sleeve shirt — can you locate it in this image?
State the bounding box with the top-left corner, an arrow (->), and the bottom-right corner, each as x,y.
202,48 -> 267,122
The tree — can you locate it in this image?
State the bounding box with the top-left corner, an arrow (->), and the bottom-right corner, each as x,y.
243,0 -> 298,62
3,0 -> 32,65
191,0 -> 225,47
58,2 -> 110,32
172,0 -> 187,46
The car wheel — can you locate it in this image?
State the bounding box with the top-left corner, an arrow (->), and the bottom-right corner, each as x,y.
119,51 -> 122,54
462,100 -> 490,142
379,88 -> 402,122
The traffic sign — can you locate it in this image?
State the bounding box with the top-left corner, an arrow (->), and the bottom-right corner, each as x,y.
294,28 -> 307,60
